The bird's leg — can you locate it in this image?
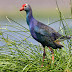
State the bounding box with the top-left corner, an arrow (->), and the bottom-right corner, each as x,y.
41,48 -> 46,67
48,47 -> 54,62
43,48 -> 46,62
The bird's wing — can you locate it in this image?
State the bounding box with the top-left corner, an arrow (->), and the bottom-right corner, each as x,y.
34,21 -> 62,41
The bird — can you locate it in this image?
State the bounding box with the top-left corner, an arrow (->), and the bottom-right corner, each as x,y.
20,4 -> 71,67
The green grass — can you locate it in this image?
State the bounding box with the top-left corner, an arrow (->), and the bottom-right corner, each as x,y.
0,11 -> 72,72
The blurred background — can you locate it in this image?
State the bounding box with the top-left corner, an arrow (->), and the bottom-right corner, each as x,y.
0,0 -> 71,18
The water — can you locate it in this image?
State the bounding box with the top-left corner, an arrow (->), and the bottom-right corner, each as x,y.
0,18 -> 72,54
0,18 -> 72,46
0,17 -> 72,55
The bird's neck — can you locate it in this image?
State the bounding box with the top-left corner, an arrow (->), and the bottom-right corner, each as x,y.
26,10 -> 33,25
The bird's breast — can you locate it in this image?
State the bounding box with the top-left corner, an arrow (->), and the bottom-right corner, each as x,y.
29,25 -> 38,41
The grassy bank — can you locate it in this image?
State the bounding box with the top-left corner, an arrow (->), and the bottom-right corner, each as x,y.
0,15 -> 72,72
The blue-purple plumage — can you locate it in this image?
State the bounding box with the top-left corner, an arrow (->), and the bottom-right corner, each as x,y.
20,4 -> 71,49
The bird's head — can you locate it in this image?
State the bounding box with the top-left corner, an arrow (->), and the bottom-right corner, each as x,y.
20,4 -> 31,12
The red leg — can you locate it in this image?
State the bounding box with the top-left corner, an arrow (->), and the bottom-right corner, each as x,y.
41,48 -> 46,67
48,47 -> 54,62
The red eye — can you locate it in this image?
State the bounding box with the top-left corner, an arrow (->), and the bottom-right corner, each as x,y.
25,6 -> 27,7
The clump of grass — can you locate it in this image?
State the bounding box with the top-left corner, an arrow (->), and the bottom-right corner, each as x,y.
0,15 -> 72,72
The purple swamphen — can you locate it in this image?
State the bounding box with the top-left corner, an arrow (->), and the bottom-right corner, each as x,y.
20,4 -> 71,67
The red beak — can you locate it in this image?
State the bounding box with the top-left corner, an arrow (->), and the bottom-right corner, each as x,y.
20,7 -> 24,11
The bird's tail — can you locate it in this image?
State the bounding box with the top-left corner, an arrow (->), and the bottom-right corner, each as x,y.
54,36 -> 71,49
54,41 -> 64,49
56,36 -> 71,42
60,36 -> 71,41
